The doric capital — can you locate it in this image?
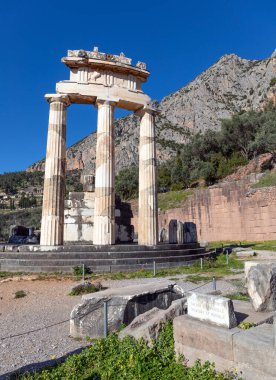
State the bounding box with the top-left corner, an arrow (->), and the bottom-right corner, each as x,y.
95,98 -> 118,108
135,104 -> 159,117
45,94 -> 71,107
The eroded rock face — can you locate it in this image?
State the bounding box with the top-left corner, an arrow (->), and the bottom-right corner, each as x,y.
70,281 -> 184,338
247,263 -> 276,311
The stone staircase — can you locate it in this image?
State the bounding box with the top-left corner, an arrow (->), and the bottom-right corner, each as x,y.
0,243 -> 209,273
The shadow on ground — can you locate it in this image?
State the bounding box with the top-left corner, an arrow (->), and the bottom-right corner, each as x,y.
1,346 -> 88,380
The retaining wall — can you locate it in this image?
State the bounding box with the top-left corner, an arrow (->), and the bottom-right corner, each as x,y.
132,175 -> 276,241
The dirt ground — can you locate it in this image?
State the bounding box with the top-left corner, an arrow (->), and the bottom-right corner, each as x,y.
0,274 -> 240,378
0,277 -> 86,378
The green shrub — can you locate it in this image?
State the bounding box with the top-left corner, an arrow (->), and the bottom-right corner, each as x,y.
238,321 -> 256,330
14,290 -> 27,299
216,152 -> 248,179
252,172 -> 276,188
225,293 -> 250,302
69,282 -> 102,296
270,77 -> 276,87
73,265 -> 92,277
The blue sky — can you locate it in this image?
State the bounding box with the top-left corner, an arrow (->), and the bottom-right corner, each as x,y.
0,0 -> 275,173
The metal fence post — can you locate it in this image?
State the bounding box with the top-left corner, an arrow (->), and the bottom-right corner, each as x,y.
153,261 -> 156,277
103,301 -> 108,338
226,250 -> 229,265
200,258 -> 203,270
213,277 -> 216,291
82,264 -> 85,283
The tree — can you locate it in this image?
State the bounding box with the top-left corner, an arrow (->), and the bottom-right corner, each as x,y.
115,166 -> 139,200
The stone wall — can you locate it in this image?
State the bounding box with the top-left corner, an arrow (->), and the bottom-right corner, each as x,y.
64,192 -> 133,243
132,175 -> 276,242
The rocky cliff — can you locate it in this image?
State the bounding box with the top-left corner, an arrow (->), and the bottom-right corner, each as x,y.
27,50 -> 276,175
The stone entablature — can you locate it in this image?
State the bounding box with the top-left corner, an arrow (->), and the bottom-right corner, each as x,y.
66,47 -> 147,71
57,47 -> 150,110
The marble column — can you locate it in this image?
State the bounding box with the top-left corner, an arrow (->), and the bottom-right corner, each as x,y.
40,95 -> 70,246
93,100 -> 116,245
138,108 -> 158,245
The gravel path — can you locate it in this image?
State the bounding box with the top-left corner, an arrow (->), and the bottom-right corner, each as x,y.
0,274 -> 241,378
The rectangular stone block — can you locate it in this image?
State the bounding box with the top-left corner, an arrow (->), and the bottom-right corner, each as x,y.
173,315 -> 239,362
233,324 -> 276,377
187,292 -> 237,328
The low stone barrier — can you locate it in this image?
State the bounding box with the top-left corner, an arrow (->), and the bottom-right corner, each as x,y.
174,292 -> 276,380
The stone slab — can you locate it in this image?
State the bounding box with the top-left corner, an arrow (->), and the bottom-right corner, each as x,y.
119,298 -> 186,342
187,292 -> 237,328
233,324 -> 276,377
174,315 -> 276,380
70,281 -> 184,338
173,315 -> 240,361
233,300 -> 273,324
236,250 -> 256,258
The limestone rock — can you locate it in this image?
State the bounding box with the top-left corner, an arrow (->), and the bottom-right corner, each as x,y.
70,281 -> 184,338
235,250 -> 256,258
119,298 -> 186,342
247,263 -> 276,311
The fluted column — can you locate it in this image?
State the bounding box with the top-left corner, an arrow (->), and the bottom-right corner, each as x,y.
138,108 -> 158,245
93,100 -> 116,245
40,95 -> 70,246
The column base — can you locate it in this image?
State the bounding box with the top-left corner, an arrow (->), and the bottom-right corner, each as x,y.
93,216 -> 115,245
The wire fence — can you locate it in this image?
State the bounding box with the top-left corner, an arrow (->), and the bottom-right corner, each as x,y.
1,248 -> 234,342
0,274 -> 219,342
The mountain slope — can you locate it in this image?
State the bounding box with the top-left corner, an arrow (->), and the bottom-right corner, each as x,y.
27,51 -> 276,174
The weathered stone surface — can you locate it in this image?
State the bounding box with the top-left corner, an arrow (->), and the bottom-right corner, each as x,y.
155,171 -> 276,242
169,219 -> 177,243
187,292 -> 237,328
93,100 -> 116,245
159,227 -> 168,243
138,108 -> 158,246
183,222 -> 197,243
233,324 -> 276,378
40,95 -> 70,246
64,192 -> 133,243
174,315 -> 276,380
233,299 -> 273,325
246,263 -> 276,311
235,250 -> 256,258
70,281 -> 184,338
176,221 -> 184,244
174,315 -> 239,363
119,298 -> 186,342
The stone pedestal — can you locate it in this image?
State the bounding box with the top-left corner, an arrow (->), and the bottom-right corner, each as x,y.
93,100 -> 116,245
169,219 -> 177,243
40,95 -> 70,246
177,221 -> 184,243
138,109 -> 158,245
